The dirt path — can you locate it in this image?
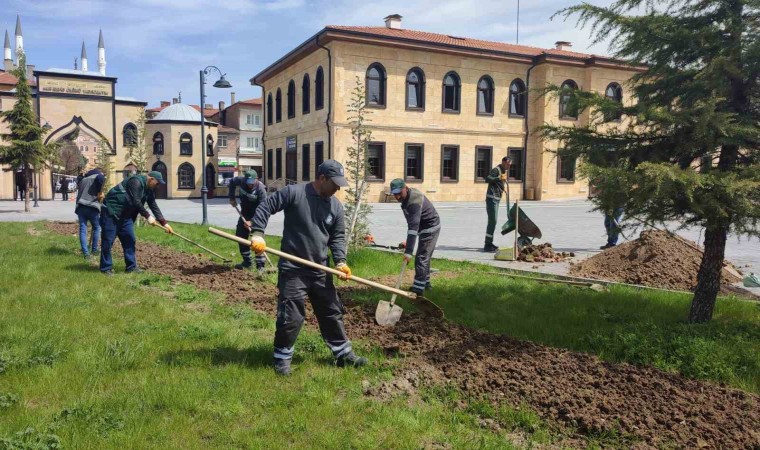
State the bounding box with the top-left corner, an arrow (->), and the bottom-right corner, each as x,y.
46,222 -> 760,449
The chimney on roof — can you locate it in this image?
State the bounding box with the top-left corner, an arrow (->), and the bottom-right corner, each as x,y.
172,97 -> 178,104
160,100 -> 170,107
384,14 -> 402,29
554,41 -> 572,51
26,64 -> 34,79
204,103 -> 212,110
218,101 -> 225,111
230,92 -> 236,104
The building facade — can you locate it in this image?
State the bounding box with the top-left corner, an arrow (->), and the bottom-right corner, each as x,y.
252,15 -> 640,201
216,98 -> 263,179
1,16 -> 151,200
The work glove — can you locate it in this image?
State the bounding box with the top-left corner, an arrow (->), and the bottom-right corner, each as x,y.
403,253 -> 413,264
97,192 -> 105,203
251,235 -> 266,255
336,262 -> 352,280
499,173 -> 507,181
147,216 -> 156,225
164,224 -> 174,234
229,198 -> 237,207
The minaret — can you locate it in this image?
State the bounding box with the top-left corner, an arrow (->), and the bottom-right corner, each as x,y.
3,30 -> 12,71
14,15 -> 23,58
97,29 -> 106,75
80,41 -> 88,71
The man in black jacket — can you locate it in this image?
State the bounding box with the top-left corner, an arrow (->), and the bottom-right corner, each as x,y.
250,160 -> 367,376
228,169 -> 267,272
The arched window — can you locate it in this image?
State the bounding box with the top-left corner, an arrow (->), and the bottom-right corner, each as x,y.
366,63 -> 386,107
206,134 -> 214,156
177,162 -> 195,189
123,123 -> 137,146
477,76 -> 494,115
442,71 -> 460,113
275,88 -> 282,123
509,78 -> 526,117
604,82 -> 623,121
302,74 -> 310,114
179,132 -> 193,155
152,132 -> 164,155
85,146 -> 89,152
267,93 -> 273,125
315,66 -> 324,110
559,79 -> 579,119
287,80 -> 296,119
405,67 -> 425,110
80,146 -> 84,151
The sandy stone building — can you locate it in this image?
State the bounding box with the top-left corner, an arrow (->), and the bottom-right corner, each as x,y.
252,15 -> 640,201
0,16 -> 149,200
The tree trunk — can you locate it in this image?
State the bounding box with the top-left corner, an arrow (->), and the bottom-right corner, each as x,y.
688,223 -> 728,323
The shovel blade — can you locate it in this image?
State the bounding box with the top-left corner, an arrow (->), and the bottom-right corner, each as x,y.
375,300 -> 404,327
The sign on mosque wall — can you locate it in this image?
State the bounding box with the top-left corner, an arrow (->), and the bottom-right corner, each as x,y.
38,77 -> 113,97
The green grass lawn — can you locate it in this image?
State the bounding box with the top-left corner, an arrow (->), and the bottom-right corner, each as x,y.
0,222 -> 545,449
137,222 -> 760,394
2,220 -> 758,449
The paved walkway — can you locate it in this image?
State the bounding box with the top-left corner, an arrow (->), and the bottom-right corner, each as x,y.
2,197 -> 758,279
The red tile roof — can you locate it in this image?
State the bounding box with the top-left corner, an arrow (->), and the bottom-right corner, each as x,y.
325,26 -> 597,59
237,98 -> 262,106
0,71 -> 37,88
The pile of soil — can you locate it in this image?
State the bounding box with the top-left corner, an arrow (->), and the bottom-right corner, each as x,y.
570,230 -> 742,293
518,243 -> 573,263
45,222 -> 760,448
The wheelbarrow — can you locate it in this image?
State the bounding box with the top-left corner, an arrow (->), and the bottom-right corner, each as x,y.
500,202 -> 542,248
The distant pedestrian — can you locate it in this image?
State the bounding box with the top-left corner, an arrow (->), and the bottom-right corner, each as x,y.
75,168 -> 105,260
601,207 -> 624,250
60,177 -> 70,201
15,171 -> 26,201
483,156 -> 512,252
390,178 -> 441,295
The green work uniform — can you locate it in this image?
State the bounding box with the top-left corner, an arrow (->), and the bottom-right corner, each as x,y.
484,165 -> 509,246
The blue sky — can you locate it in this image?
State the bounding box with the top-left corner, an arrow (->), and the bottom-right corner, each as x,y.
2,0 -> 615,108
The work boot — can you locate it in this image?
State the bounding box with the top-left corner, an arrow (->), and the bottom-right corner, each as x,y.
234,262 -> 253,270
483,243 -> 498,252
335,352 -> 368,368
102,270 -> 114,276
274,358 -> 292,376
599,243 -> 616,250
127,267 -> 144,274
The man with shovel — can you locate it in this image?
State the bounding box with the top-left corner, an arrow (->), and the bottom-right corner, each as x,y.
99,171 -> 174,275
390,179 -> 441,296
228,169 -> 267,273
249,160 -> 367,376
484,156 -> 512,252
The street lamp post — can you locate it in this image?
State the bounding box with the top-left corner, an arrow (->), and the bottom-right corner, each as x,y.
199,66 -> 232,225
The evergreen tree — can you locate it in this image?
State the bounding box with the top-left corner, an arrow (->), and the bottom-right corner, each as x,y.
0,53 -> 60,212
344,76 -> 374,250
541,0 -> 759,322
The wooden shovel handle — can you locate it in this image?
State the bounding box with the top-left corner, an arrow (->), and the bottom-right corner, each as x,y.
208,227 -> 416,299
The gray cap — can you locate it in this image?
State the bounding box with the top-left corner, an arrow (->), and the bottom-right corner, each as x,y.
317,159 -> 348,187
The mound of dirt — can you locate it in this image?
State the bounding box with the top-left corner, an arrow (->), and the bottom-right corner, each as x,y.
517,243 -> 573,263
570,230 -> 741,292
45,222 -> 760,448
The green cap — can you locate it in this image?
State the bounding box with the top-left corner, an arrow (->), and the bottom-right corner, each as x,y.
244,169 -> 258,183
390,178 -> 405,194
148,171 -> 166,185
